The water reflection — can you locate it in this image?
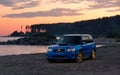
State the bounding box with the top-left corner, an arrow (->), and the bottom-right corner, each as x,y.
0,45 -> 48,56
0,37 -> 21,42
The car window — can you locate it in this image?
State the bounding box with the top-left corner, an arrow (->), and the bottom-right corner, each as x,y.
82,36 -> 93,43
82,36 -> 89,41
57,36 -> 81,45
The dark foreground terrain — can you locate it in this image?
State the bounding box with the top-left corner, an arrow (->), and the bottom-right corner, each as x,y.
0,46 -> 120,75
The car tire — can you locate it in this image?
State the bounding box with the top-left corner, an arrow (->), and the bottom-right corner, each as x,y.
76,51 -> 83,63
90,49 -> 96,60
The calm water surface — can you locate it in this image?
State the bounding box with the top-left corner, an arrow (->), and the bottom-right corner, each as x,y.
0,45 -> 48,56
0,36 -> 21,42
0,37 -> 48,56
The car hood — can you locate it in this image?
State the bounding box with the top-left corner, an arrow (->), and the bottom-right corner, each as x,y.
48,44 -> 81,49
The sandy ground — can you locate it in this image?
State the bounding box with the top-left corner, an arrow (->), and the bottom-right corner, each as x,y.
0,46 -> 120,75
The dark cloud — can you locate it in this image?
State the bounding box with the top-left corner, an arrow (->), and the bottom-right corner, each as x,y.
1,0 -> 120,11
0,0 -> 40,10
88,0 -> 120,9
3,8 -> 83,18
0,0 -> 14,7
50,0 -> 82,4
50,0 -> 120,12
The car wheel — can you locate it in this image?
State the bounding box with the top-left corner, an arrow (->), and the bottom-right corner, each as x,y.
90,49 -> 96,60
76,51 -> 83,63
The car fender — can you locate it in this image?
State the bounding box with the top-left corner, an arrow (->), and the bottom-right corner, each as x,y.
92,43 -> 96,52
74,45 -> 82,57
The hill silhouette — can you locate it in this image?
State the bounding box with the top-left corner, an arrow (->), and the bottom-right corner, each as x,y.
30,15 -> 120,38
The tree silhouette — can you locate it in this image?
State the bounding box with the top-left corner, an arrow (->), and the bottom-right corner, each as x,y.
29,15 -> 120,38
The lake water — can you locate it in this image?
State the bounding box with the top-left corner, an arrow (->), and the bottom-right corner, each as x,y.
0,37 -> 103,56
0,37 -> 48,56
0,37 -> 21,42
0,45 -> 48,56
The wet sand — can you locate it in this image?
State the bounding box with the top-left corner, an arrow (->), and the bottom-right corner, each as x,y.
0,46 -> 120,75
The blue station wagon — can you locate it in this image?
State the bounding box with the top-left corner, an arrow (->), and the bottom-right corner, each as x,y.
46,34 -> 96,63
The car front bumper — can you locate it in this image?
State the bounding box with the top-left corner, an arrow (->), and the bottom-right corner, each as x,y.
47,52 -> 77,60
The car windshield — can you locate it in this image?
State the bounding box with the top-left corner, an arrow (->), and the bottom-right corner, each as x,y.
57,36 -> 81,45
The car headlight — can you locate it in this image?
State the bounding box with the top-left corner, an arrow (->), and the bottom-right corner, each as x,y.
67,48 -> 75,52
47,48 -> 52,52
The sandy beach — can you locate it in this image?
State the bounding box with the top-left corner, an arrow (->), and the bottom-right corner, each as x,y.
0,46 -> 120,75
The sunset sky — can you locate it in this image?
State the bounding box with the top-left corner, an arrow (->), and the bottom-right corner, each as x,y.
0,0 -> 120,36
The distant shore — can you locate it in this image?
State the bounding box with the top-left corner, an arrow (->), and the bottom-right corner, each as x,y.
0,36 -> 56,45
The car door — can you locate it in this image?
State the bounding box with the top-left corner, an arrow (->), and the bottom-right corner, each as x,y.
81,36 -> 91,56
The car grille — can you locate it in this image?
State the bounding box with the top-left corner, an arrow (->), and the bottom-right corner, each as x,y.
53,49 -> 65,52
53,56 -> 65,58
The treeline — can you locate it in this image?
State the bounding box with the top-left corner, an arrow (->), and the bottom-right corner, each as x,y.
30,15 -> 120,38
